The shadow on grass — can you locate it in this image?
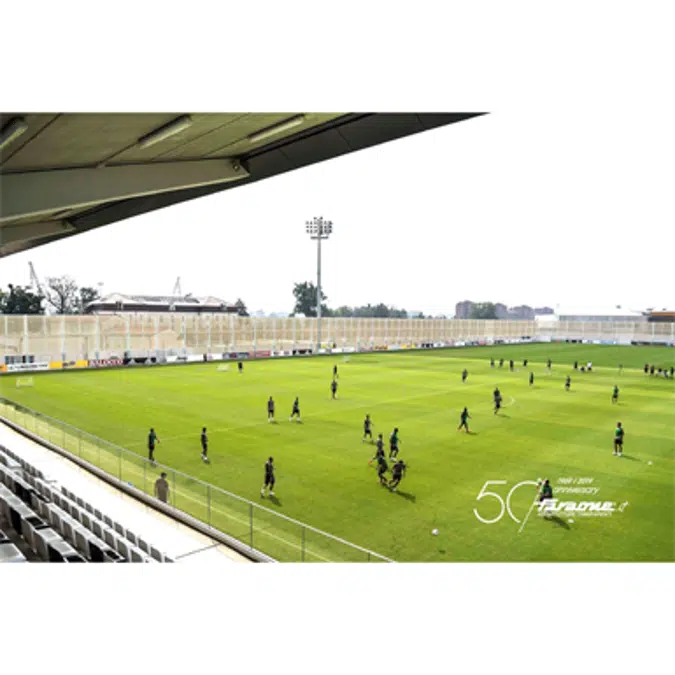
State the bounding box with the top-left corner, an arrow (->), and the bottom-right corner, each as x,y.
549,515 -> 570,529
268,495 -> 283,507
392,490 -> 416,503
496,413 -> 511,419
619,455 -> 639,462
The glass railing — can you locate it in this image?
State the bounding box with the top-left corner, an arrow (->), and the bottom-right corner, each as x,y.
0,397 -> 392,563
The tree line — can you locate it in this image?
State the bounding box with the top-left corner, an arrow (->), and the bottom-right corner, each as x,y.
467,302 -> 499,319
291,281 -> 426,319
1,275 -> 431,319
0,276 -> 101,315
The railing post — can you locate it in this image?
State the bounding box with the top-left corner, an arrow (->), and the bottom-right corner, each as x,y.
249,503 -> 254,549
292,316 -> 297,353
23,315 -> 29,361
118,448 -> 122,480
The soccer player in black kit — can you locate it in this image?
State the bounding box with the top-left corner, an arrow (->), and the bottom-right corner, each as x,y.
613,423 -> 624,457
565,375 -> 571,391
499,358 -> 504,368
200,427 -> 208,462
462,368 -> 468,383
261,457 -> 275,497
289,397 -> 301,422
376,454 -> 388,486
389,428 -> 401,459
238,361 -> 243,374
547,359 -> 552,371
389,460 -> 407,492
457,407 -> 471,432
333,364 -> 338,380
529,372 -> 534,386
148,428 -> 159,463
331,379 -> 338,399
509,359 -> 514,372
363,414 -> 374,442
490,358 -> 495,368
267,396 -> 275,423
369,433 -> 385,464
523,359 -> 528,367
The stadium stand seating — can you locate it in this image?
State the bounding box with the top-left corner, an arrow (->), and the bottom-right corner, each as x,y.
0,524 -> 26,562
0,443 -> 174,563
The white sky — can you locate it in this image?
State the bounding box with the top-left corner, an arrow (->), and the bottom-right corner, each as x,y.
2,1 -> 673,317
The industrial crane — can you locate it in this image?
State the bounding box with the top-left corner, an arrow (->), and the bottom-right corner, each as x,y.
28,262 -> 45,296
173,276 -> 182,296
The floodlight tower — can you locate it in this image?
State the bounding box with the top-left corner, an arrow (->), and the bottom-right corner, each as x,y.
305,216 -> 333,353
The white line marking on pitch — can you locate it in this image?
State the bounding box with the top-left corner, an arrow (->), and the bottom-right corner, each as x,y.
518,495 -> 539,534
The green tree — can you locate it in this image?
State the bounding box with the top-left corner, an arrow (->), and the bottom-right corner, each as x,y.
469,302 -> 498,320
77,287 -> 101,314
329,303 -> 409,318
292,281 -> 328,317
234,298 -> 249,317
45,275 -> 79,314
1,284 -> 45,314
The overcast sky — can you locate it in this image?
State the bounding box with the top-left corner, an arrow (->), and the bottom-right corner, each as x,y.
2,2 -> 673,317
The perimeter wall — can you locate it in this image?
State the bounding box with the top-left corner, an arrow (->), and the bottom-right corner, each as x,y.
0,314 -> 672,373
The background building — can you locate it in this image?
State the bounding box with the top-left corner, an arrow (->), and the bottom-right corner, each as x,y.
556,307 -> 646,323
455,300 -> 554,320
455,301 -> 473,319
647,310 -> 675,323
86,293 -> 237,315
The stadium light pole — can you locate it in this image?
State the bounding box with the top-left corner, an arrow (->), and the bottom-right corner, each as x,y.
305,216 -> 333,354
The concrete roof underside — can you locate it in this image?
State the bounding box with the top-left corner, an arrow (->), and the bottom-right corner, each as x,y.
0,112 -> 485,257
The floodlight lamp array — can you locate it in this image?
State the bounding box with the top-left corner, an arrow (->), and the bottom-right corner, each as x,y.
305,217 -> 333,238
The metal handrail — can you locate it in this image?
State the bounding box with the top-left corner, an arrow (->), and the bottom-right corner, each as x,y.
0,396 -> 393,563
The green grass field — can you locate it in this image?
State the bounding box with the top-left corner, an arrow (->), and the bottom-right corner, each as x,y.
2,343 -> 674,562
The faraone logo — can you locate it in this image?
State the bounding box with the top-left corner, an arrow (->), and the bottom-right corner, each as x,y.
473,476 -> 629,530
538,499 -> 630,517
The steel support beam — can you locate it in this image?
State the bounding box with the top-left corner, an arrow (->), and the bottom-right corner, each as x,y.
0,219 -> 75,246
0,159 -> 248,223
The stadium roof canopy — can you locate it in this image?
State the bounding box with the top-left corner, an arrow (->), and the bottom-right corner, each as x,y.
86,292 -> 234,314
0,112 -> 484,258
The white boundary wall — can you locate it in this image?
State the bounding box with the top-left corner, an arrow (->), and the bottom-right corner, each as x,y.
1,314 -> 673,367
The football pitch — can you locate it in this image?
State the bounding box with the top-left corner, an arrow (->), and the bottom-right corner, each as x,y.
3,343 -> 674,562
